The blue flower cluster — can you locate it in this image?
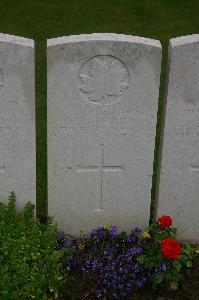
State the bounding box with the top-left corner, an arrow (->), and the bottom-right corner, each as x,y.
58,225 -> 150,299
58,231 -> 68,249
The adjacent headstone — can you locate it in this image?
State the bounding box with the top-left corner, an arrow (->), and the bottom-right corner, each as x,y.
0,34 -> 35,208
157,35 -> 199,242
48,33 -> 162,235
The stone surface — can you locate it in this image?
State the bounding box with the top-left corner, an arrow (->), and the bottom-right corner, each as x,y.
157,34 -> 199,242
48,33 -> 162,235
0,33 -> 35,208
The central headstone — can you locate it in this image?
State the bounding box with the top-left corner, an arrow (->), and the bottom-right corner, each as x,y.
48,33 -> 161,235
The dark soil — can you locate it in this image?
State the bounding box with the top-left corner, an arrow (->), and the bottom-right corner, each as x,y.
131,259 -> 199,300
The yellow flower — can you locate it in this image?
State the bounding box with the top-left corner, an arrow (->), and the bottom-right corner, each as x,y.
103,225 -> 111,231
142,231 -> 151,239
78,244 -> 84,251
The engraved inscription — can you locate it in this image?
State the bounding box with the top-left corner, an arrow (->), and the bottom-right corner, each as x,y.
0,101 -> 23,130
0,67 -> 4,90
191,166 -> 199,172
77,144 -> 124,210
78,55 -> 130,105
190,165 -> 199,205
0,165 -> 5,174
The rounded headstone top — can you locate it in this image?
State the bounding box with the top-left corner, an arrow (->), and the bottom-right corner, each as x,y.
47,33 -> 161,49
170,34 -> 199,47
0,33 -> 34,47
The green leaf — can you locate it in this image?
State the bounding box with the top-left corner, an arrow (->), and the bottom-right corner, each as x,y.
173,260 -> 182,272
138,255 -> 146,264
186,260 -> 192,268
170,227 -> 177,234
153,273 -> 164,285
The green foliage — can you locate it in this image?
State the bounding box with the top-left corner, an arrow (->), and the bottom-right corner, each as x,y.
0,194 -> 198,299
0,192 -> 64,300
150,220 -> 177,241
138,220 -> 198,291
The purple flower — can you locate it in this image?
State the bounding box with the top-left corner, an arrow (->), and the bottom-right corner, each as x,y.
128,235 -> 136,243
134,227 -> 141,234
109,225 -> 118,236
160,262 -> 167,272
127,246 -> 143,257
59,225 -> 149,299
57,231 -> 68,249
135,276 -> 145,288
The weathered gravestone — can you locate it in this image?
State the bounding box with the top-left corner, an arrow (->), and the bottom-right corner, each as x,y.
48,33 -> 162,235
157,35 -> 199,242
0,33 -> 35,208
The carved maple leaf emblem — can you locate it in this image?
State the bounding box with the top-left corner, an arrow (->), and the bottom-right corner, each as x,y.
78,56 -> 129,104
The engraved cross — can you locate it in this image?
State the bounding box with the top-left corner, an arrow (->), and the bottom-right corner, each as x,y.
77,144 -> 124,211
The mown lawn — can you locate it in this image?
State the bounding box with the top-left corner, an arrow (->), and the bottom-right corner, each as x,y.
0,0 -> 199,218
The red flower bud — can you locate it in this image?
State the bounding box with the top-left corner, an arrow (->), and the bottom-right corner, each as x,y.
158,215 -> 172,228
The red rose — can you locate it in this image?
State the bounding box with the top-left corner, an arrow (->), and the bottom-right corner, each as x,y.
161,238 -> 181,259
158,215 -> 172,228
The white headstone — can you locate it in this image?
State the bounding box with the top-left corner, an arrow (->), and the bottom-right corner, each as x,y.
48,33 -> 162,235
0,34 -> 35,208
157,34 -> 199,242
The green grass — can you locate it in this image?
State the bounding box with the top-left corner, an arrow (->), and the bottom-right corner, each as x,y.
0,0 -> 199,219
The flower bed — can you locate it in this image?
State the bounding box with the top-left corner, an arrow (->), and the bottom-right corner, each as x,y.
0,194 -> 198,299
58,216 -> 198,299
